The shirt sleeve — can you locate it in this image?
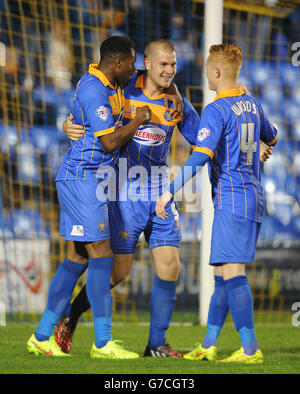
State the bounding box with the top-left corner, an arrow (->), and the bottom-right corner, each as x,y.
169,151 -> 210,195
193,103 -> 224,159
257,103 -> 278,146
176,97 -> 201,146
78,82 -> 115,138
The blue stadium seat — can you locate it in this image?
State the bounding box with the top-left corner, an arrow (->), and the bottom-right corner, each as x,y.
30,125 -> 61,179
33,86 -> 73,126
0,124 -> 18,158
289,82 -> 300,106
33,86 -> 58,106
291,216 -> 300,238
262,151 -> 287,183
290,120 -> 300,140
180,212 -> 201,242
260,81 -> 284,106
280,62 -> 299,89
269,117 -> 287,139
284,99 -> 299,122
2,209 -> 50,238
261,174 -> 281,194
248,60 -> 280,88
292,151 -> 300,174
18,142 -> 40,184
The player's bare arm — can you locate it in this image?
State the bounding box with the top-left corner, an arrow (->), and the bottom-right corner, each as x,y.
100,105 -> 151,152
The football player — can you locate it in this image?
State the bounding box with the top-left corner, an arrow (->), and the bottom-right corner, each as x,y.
27,35 -> 151,359
156,44 -> 278,363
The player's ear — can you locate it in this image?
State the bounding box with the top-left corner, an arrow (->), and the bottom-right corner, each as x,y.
144,57 -> 151,71
215,67 -> 221,78
115,57 -> 123,69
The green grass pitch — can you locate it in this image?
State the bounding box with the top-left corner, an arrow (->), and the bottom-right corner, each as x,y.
1,322 -> 300,374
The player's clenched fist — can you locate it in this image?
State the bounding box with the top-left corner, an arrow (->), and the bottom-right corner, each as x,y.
135,105 -> 152,123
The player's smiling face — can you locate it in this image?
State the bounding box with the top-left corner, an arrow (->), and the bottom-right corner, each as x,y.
146,49 -> 177,91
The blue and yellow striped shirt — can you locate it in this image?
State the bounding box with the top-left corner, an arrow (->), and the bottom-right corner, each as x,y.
194,88 -> 278,223
55,64 -> 124,181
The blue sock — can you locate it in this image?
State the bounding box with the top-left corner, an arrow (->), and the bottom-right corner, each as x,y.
225,275 -> 259,355
35,259 -> 86,341
148,276 -> 177,349
202,275 -> 228,349
86,257 -> 113,349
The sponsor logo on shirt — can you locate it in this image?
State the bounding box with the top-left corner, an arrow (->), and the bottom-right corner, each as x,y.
197,127 -> 210,143
133,126 -> 166,146
96,105 -> 109,121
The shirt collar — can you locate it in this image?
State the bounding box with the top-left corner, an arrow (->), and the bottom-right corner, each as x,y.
88,64 -> 116,89
214,88 -> 244,101
135,73 -> 165,100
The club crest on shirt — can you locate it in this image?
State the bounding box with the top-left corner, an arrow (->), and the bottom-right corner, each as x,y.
119,230 -> 130,241
163,110 -> 173,122
97,222 -> 106,233
197,127 -> 210,143
96,105 -> 109,121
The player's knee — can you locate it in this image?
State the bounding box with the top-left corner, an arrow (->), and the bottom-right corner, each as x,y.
159,258 -> 180,280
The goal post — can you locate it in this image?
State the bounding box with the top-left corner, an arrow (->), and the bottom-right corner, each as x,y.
199,0 -> 224,326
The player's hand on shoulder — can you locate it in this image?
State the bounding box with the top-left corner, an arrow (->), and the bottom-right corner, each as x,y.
259,140 -> 273,162
164,82 -> 183,119
237,82 -> 251,96
135,105 -> 152,124
63,114 -> 85,141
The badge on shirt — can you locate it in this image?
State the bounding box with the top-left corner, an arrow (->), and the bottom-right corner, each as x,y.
197,128 -> 210,143
96,105 -> 109,121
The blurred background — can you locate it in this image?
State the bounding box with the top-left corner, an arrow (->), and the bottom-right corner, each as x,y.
0,0 -> 299,324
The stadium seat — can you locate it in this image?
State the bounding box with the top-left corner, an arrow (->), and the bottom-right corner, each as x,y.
289,82 -> 300,105
180,212 -> 201,242
0,124 -> 18,158
248,60 -> 279,88
30,125 -> 61,179
290,120 -> 300,140
269,117 -> 287,139
260,81 -> 284,106
280,62 -> 299,89
260,214 -> 298,242
284,100 -> 299,122
2,209 -> 50,238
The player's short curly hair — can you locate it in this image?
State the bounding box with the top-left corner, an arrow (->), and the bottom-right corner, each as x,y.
100,35 -> 135,62
208,44 -> 242,80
